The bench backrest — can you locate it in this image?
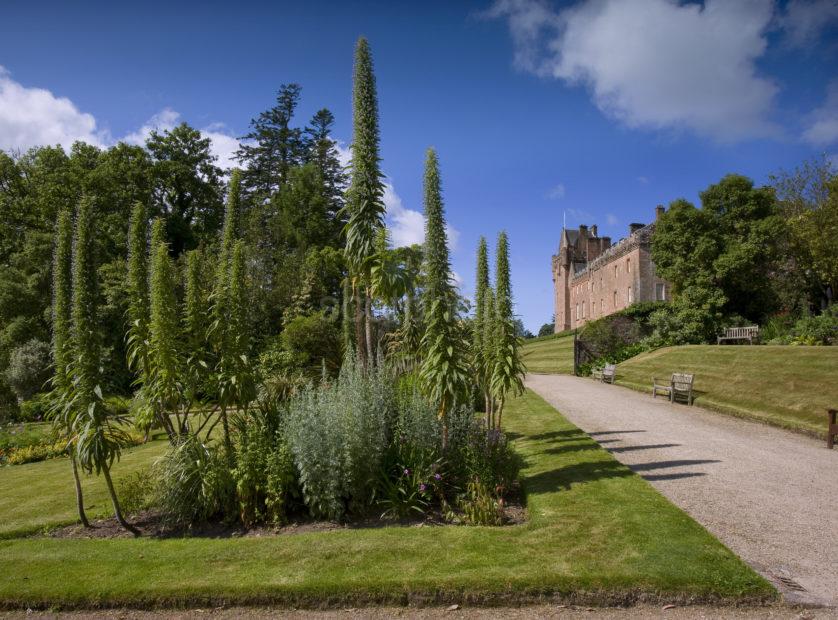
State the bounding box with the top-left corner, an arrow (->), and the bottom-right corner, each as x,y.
724,326 -> 759,338
671,373 -> 694,391
603,364 -> 616,374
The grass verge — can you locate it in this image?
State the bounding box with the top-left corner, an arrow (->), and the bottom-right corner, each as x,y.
0,390 -> 773,609
615,345 -> 838,437
521,332 -> 575,374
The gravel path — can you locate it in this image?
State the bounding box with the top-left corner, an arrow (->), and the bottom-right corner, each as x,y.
526,374 -> 838,608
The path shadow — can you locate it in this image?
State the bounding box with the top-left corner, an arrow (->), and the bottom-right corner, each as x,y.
588,430 -> 646,436
628,459 -> 720,471
642,472 -> 707,481
530,429 -> 587,441
544,442 -> 602,455
524,460 -> 634,494
607,443 -> 680,453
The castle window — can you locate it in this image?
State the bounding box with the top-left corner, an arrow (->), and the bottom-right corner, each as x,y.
613,291 -> 617,308
628,286 -> 633,304
582,301 -> 586,318
626,258 -> 631,273
614,265 -> 618,278
656,282 -> 666,301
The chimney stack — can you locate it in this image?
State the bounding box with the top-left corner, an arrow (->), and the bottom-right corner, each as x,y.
579,224 -> 588,237
655,205 -> 665,220
629,223 -> 644,235
591,224 -> 598,237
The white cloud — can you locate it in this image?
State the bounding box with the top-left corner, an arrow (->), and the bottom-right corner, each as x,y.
802,81 -> 838,145
490,0 -> 780,142
336,142 -> 459,251
636,175 -> 649,184
605,213 -> 618,226
0,66 -> 107,151
123,108 -> 239,169
780,0 -> 838,48
547,183 -> 566,199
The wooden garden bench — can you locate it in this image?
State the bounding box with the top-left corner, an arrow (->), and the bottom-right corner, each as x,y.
591,363 -> 616,384
717,325 -> 759,345
827,409 -> 837,450
652,373 -> 695,405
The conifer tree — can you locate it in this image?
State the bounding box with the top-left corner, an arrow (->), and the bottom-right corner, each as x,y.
418,148 -> 469,448
490,231 -> 525,429
148,218 -> 184,439
344,37 -> 385,363
51,208 -> 89,527
71,197 -> 138,535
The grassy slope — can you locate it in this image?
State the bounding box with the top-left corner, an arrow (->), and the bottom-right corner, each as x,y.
616,345 -> 838,437
0,391 -> 772,608
522,333 -> 575,374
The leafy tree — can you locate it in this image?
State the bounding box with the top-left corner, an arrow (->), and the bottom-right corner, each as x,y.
490,232 -> 525,429
771,156 -> 838,310
345,37 -> 386,363
70,197 -> 138,535
146,123 -> 224,256
651,175 -> 783,341
538,322 -> 554,337
418,148 -> 469,449
49,208 -> 89,527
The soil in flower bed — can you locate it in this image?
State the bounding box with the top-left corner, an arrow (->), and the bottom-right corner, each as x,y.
42,503 -> 527,540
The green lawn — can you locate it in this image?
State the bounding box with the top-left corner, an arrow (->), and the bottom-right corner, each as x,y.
615,345 -> 838,436
522,332 -> 575,374
0,439 -> 168,538
0,390 -> 772,609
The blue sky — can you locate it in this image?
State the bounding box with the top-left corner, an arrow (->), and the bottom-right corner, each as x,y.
1,0 -> 837,331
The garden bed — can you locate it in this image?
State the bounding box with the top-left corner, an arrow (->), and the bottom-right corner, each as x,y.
0,390 -> 774,609
42,502 -> 528,540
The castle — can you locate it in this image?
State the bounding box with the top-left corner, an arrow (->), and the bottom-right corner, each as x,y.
551,206 -> 670,333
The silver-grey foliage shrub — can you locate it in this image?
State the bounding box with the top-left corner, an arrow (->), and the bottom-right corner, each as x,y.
285,356 -> 394,520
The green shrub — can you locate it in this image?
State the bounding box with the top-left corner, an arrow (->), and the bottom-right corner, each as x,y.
3,339 -> 51,402
789,307 -> 838,345
156,436 -> 235,527
233,411 -> 297,526
118,468 -> 157,515
376,443 -> 442,520
457,478 -> 505,526
280,311 -> 342,378
18,392 -> 51,422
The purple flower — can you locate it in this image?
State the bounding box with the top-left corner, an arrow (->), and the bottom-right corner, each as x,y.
403,468 -> 410,476
434,473 -> 441,480
419,483 -> 426,492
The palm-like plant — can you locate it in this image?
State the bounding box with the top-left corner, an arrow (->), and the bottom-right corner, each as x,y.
50,208 -> 89,527
69,197 -> 138,535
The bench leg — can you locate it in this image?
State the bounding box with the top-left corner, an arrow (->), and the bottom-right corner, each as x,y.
829,410 -> 837,450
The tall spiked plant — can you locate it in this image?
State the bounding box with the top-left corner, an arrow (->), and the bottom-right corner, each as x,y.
214,241 -> 256,463
482,286 -> 497,428
344,36 -> 385,363
147,219 -> 187,440
183,249 -> 208,401
418,148 -> 469,449
490,232 -> 525,429
70,197 -> 138,535
50,208 -> 89,527
472,237 -> 492,423
126,202 -> 154,432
